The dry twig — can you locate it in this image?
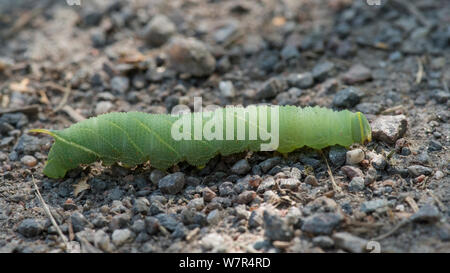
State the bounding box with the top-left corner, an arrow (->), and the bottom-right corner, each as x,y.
319,150 -> 342,193
372,219 -> 410,241
415,57 -> 424,84
31,176 -> 69,250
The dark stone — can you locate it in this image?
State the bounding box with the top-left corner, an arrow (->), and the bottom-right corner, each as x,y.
149,201 -> 165,216
407,165 -> 432,177
231,159 -> 251,175
155,214 -> 179,231
91,30 -> 106,48
299,155 -> 321,168
91,178 -> 107,192
144,216 -> 160,235
167,37 -> 216,77
219,182 -> 234,196
428,140 -> 442,152
280,45 -> 300,60
110,76 -> 129,94
17,219 -> 44,238
410,204 -> 441,223
355,103 -> 382,115
332,87 -> 361,108
158,172 -> 185,194
248,211 -> 263,229
82,10 -> 103,26
108,187 -> 124,201
143,15 -> 176,47
263,210 -> 294,241
348,177 -> 365,192
259,157 -> 281,173
312,61 -> 335,82
256,77 -> 287,100
71,212 -> 92,232
301,213 -> 343,235
328,146 -> 347,167
257,50 -> 279,72
360,199 -> 388,213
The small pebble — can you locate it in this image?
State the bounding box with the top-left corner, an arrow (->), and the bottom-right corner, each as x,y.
231,159 -> 251,175
360,199 -> 388,213
263,209 -> 294,242
410,204 -> 441,223
312,61 -> 335,82
149,169 -> 165,186
301,213 -> 343,235
110,76 -> 130,94
428,140 -> 442,152
71,212 -> 92,232
341,165 -> 364,179
259,157 -> 281,173
145,217 -> 160,235
112,229 -> 134,246
332,87 -> 361,108
328,146 -> 347,167
219,81 -> 235,98
235,190 -> 256,204
342,64 -> 372,84
167,37 -> 216,77
434,171 -> 444,180
158,172 -> 185,194
348,177 -> 365,192
206,209 -> 221,225
256,77 -> 287,100
21,155 -> 37,167
332,232 -> 368,253
94,230 -> 115,253
95,101 -> 114,115
202,187 -> 217,202
305,175 -> 319,187
371,115 -> 407,144
133,197 -> 150,215
312,236 -> 335,249
407,165 -> 432,177
287,72 -> 314,89
143,15 -> 176,47
17,219 -> 44,238
248,210 -> 263,229
346,149 -> 364,165
187,198 -> 204,211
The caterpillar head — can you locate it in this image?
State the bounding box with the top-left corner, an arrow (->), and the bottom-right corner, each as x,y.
351,112 -> 372,145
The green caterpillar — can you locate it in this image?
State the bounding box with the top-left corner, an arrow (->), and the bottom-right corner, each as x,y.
29,106 -> 371,178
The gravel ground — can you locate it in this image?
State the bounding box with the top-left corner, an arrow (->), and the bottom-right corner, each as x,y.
0,0 -> 449,253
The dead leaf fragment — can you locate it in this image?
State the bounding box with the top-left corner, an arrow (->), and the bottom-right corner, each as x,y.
10,78 -> 32,93
73,177 -> 90,197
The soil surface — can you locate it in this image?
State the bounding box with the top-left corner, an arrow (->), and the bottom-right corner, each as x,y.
0,0 -> 449,253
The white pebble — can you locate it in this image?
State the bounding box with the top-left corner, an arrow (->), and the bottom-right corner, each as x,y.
95,101 -> 114,115
111,229 -> 133,246
219,81 -> 235,98
434,171 -> 444,180
206,209 -> 221,225
346,149 -> 365,165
